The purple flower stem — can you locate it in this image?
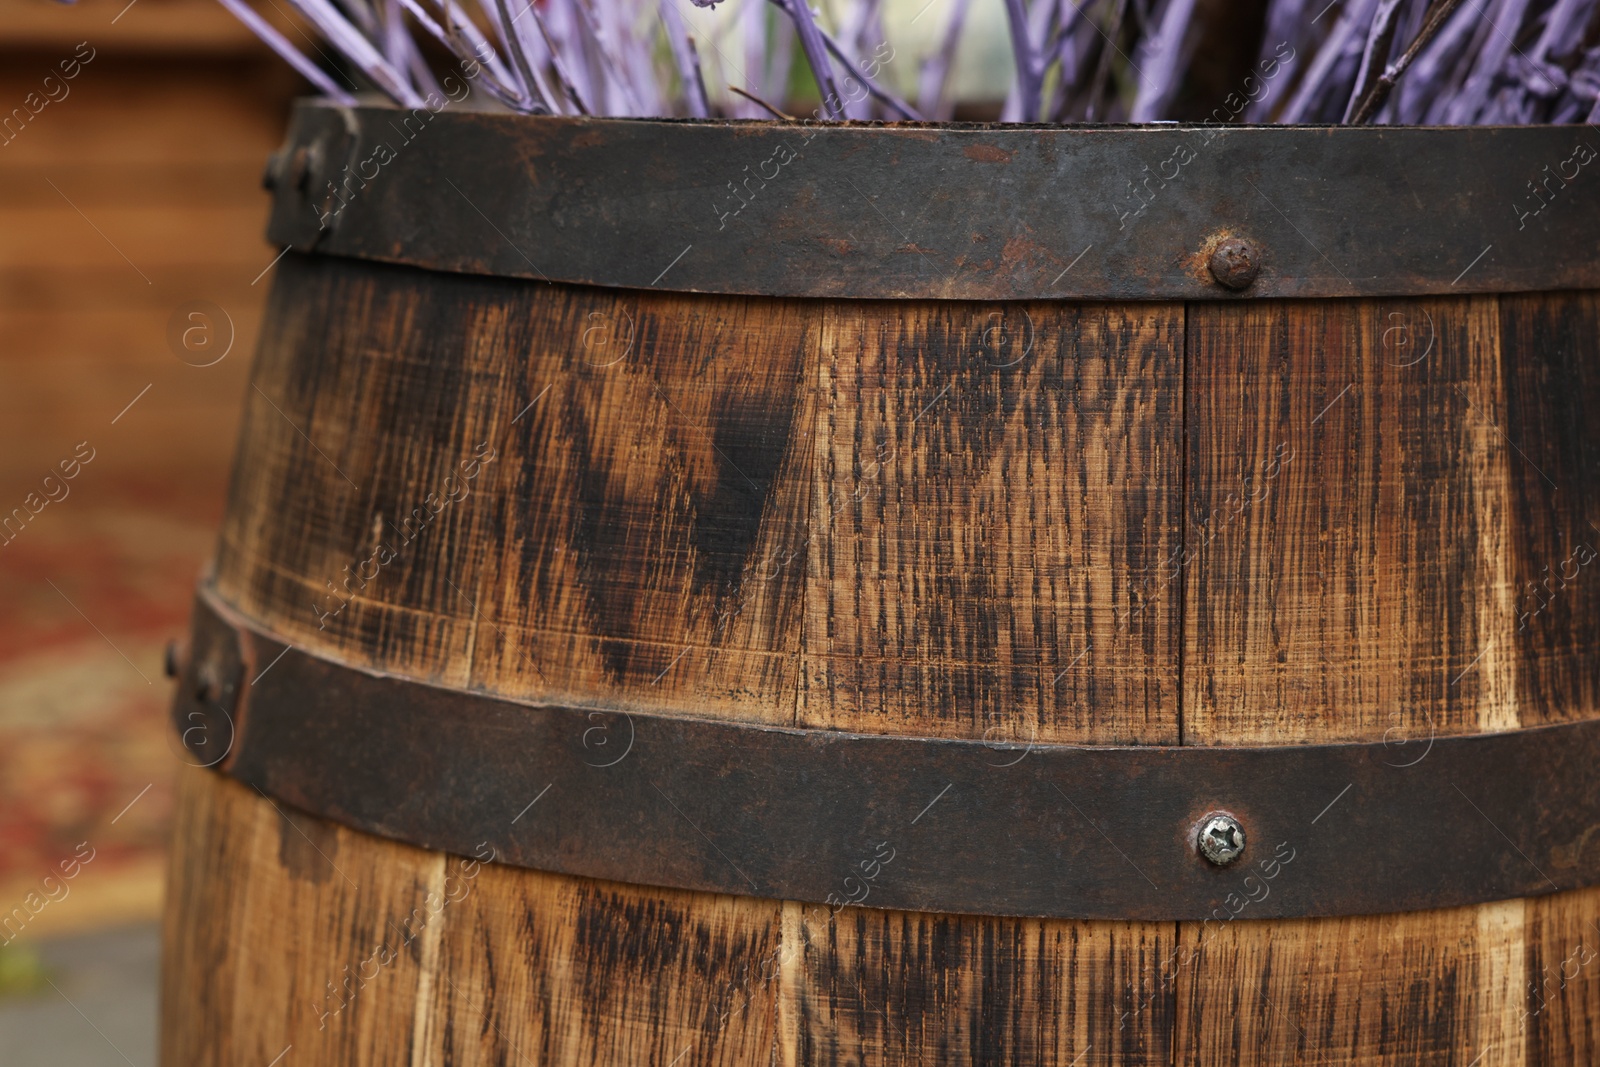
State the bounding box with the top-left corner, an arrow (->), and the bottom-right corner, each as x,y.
1341,0 -> 1404,122
660,0 -> 711,116
285,0 -> 425,105
769,0 -> 845,119
1129,0 -> 1197,121
1348,0 -> 1467,123
819,26 -> 923,118
918,0 -> 973,119
493,0 -> 554,110
532,4 -> 594,113
215,0 -> 359,104
569,0 -> 646,114
1002,0 -> 1043,120
396,0 -> 529,108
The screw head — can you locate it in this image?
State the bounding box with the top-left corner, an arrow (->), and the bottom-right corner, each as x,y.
1197,812 -> 1246,866
1208,238 -> 1261,290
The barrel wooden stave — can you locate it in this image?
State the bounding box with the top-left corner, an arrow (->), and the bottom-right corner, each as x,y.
163,251 -> 1600,1065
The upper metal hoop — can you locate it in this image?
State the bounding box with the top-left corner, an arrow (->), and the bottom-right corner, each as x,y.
263,101 -> 1600,302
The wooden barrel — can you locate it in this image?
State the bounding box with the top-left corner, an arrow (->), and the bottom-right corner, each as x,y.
161,104 -> 1600,1065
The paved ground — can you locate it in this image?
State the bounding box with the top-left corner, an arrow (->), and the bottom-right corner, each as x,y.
0,923 -> 158,1067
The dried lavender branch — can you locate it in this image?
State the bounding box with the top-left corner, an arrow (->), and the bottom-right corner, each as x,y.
1048,0 -> 1100,119
1241,0 -> 1310,121
493,0 -> 553,110
1083,0 -> 1130,120
686,34 -> 715,115
568,0 -> 649,114
1129,0 -> 1197,120
435,0 -> 523,88
1002,0 -> 1045,120
1341,0 -> 1405,121
222,0 -> 1594,127
1443,0 -> 1531,123
818,26 -> 923,117
285,0 -> 426,105
661,0 -> 711,116
1348,0 -> 1468,122
769,0 -> 845,119
532,4 -> 596,113
335,0 -> 381,35
731,84 -> 795,116
762,13 -> 796,112
918,0 -> 974,119
1277,0 -> 1378,122
505,3 -> 574,114
1394,0 -> 1478,120
385,0 -> 444,100
216,0 -> 360,103
591,0 -> 659,115
388,0 -> 527,109
543,0 -> 599,112
479,0 -> 546,109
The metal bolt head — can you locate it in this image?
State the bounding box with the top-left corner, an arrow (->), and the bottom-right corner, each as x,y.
1198,812 -> 1246,866
289,145 -> 314,191
1208,238 -> 1261,290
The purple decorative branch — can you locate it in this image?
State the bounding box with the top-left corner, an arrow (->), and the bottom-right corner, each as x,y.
1001,0 -> 1043,120
1341,0 -> 1405,122
214,0 -> 359,104
215,0 -> 1594,126
818,25 -> 922,118
661,0 -> 711,116
1348,0 -> 1468,123
918,0 -> 973,119
1129,0 -> 1197,121
767,0 -> 845,119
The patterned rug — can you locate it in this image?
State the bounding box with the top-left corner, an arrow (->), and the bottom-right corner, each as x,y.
0,496 -> 220,940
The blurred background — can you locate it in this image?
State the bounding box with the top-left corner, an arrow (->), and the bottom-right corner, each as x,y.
0,1 -> 300,1061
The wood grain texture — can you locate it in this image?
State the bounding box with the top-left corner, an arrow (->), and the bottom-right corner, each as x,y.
789,299 -> 1182,1065
792,905 -> 1174,1066
1174,900 -> 1525,1066
162,765 -> 785,1067
800,300 -> 1183,744
215,255 -> 818,720
176,247 -> 1600,1065
1501,291 -> 1600,1067
162,761 -> 442,1064
1172,294 -> 1600,1065
423,852 -> 783,1066
1181,296 -> 1514,745
201,259 -> 1185,1065
1499,291 -> 1600,728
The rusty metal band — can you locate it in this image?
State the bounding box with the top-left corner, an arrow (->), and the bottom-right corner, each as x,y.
263,100 -> 1600,301
175,587 -> 1600,921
